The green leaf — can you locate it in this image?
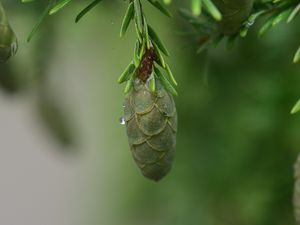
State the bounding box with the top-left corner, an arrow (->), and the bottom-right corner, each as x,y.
178,8 -> 214,32
294,45 -> 300,63
287,3 -> 300,23
124,77 -> 134,94
120,2 -> 134,37
149,75 -> 156,92
239,28 -> 248,37
133,41 -> 141,67
258,17 -> 274,37
143,17 -> 151,49
153,42 -> 166,68
147,0 -> 172,17
27,1 -> 53,42
139,39 -> 146,58
272,9 -> 291,26
134,0 -> 143,33
165,64 -> 178,86
291,98 -> 300,114
191,0 -> 201,16
179,8 -> 197,21
240,10 -> 267,37
202,0 -> 221,21
118,62 -> 136,84
248,10 -> 266,23
154,66 -> 177,96
49,0 -> 73,15
134,18 -> 143,43
163,0 -> 172,5
148,25 -> 170,56
21,0 -> 36,3
75,0 -> 103,23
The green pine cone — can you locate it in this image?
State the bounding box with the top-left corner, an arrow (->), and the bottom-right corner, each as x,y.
0,3 -> 18,62
212,0 -> 254,35
294,154 -> 300,224
123,79 -> 177,181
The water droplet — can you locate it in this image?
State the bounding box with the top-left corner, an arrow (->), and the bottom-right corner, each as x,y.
119,117 -> 126,125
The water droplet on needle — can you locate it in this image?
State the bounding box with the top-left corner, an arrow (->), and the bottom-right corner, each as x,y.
119,117 -> 126,125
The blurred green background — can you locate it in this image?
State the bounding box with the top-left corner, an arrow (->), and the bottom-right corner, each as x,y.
1,1 -> 300,225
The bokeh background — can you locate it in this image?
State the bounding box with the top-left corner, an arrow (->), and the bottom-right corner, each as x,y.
1,1 -> 300,225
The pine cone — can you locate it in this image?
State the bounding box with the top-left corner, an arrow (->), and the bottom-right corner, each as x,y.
0,6 -> 17,62
212,0 -> 254,35
294,154 -> 300,224
123,79 -> 177,181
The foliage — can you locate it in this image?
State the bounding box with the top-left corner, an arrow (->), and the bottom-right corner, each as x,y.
178,0 -> 299,58
10,0 -> 300,102
0,0 -> 299,224
176,0 -> 300,112
20,0 -> 177,95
